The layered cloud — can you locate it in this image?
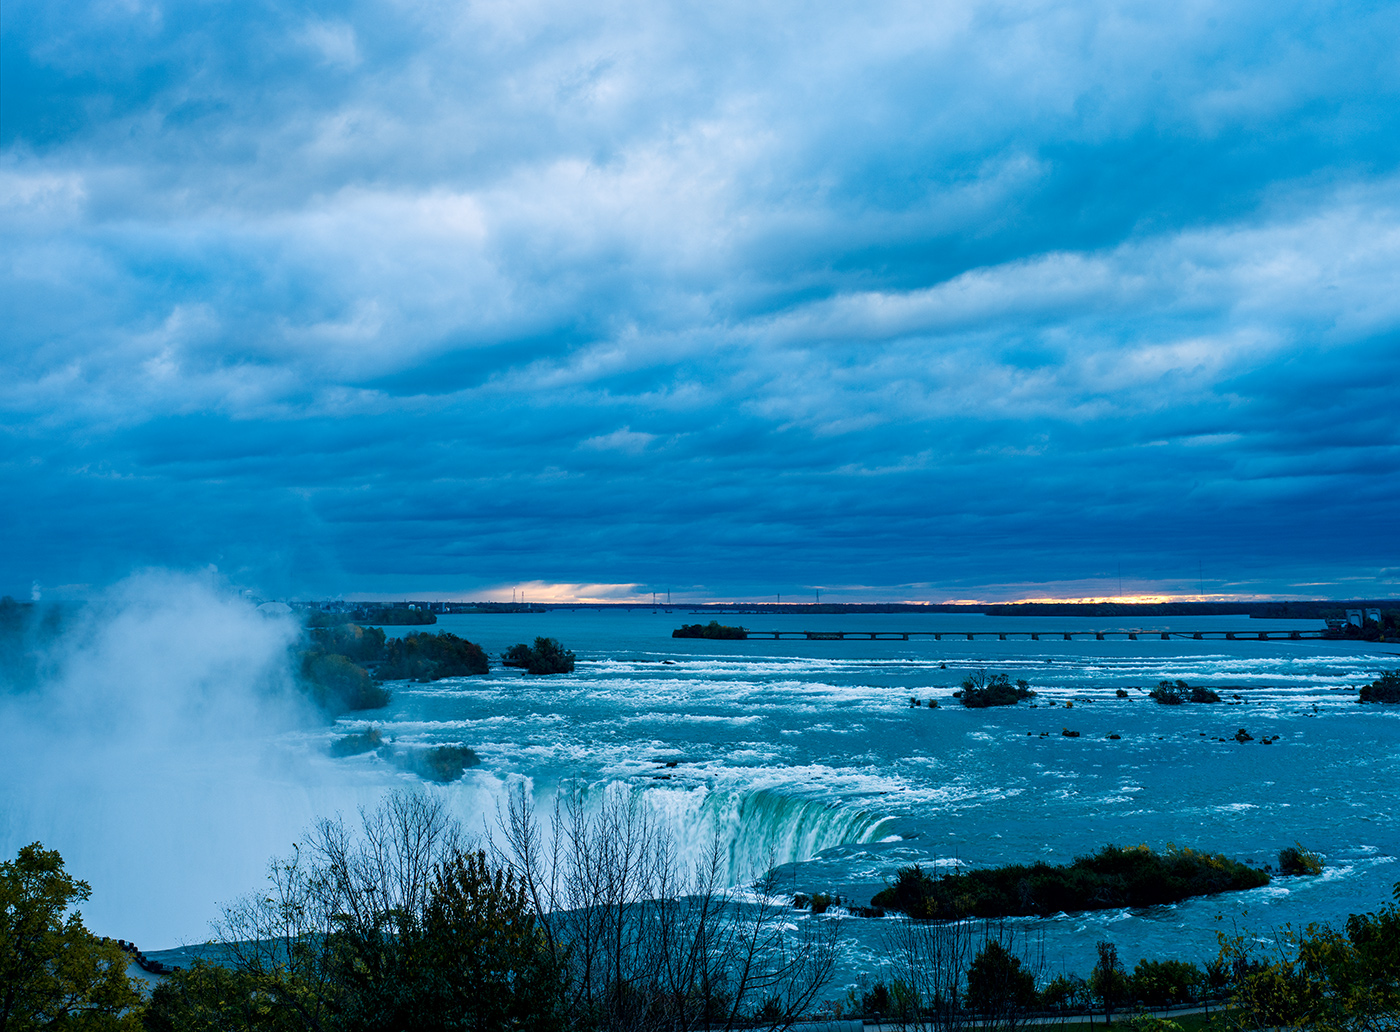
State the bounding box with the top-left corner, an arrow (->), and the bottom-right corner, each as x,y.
3,0 -> 1398,599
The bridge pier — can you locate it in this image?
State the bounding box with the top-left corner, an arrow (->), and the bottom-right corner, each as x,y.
1226,632 -> 1236,640
1128,632 -> 1138,640
1161,632 -> 1170,640
999,633 -> 1007,641
934,633 -> 942,641
1258,632 -> 1269,640
1095,632 -> 1105,640
1064,633 -> 1073,640
1031,633 -> 1039,641
1193,632 -> 1203,639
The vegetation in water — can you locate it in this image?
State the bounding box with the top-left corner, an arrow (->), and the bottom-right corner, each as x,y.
329,727 -> 384,757
1360,669 -> 1400,703
502,637 -> 576,674
671,620 -> 747,639
299,650 -> 391,711
954,670 -> 1035,708
1278,843 -> 1325,876
870,843 -> 1269,919
308,622 -> 387,663
1149,679 -> 1221,704
403,744 -> 481,782
378,631 -> 489,681
306,606 -> 436,627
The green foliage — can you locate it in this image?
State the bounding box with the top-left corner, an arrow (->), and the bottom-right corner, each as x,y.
965,939 -> 1037,1014
307,623 -> 386,663
671,621 -> 747,639
1150,679 -> 1189,704
0,842 -> 143,1032
527,637 -> 575,675
870,844 -> 1269,919
955,669 -> 1035,708
1359,670 -> 1400,703
1089,940 -> 1130,1021
379,632 -> 488,681
408,850 -> 566,1031
299,652 -> 391,711
1218,881 -> 1400,1028
142,961 -> 305,1032
503,638 -> 576,674
1039,973 -> 1088,1011
1147,679 -> 1222,705
1278,843 -> 1325,876
308,607 -> 435,627
1130,958 -> 1203,1006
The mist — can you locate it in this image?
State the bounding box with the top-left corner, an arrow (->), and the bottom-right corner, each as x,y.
0,571 -> 389,947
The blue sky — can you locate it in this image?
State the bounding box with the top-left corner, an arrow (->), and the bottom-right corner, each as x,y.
3,0 -> 1398,602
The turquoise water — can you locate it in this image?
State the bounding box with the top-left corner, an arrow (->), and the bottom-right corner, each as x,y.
331,609 -> 1400,982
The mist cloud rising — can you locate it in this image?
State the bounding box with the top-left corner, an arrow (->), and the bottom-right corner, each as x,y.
0,572 -> 384,945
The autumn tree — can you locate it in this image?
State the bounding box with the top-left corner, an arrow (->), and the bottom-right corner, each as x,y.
0,842 -> 143,1032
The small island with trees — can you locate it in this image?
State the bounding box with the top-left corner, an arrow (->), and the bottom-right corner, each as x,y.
870,843 -> 1270,919
954,670 -> 1036,708
672,620 -> 747,639
502,637 -> 576,674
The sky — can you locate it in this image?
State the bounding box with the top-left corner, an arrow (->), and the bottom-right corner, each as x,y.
3,0 -> 1398,603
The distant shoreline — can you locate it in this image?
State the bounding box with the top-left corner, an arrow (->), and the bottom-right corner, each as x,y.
299,598 -> 1398,619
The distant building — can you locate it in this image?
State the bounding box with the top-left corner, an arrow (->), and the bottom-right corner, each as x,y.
1346,609 -> 1363,627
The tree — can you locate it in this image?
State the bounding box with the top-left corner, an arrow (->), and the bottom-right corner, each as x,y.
966,938 -> 1037,1029
497,783 -> 838,1031
146,793 -> 568,1032
0,842 -> 143,1032
1088,941 -> 1128,1025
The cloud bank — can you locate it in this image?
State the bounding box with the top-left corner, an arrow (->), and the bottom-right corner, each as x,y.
3,0 -> 1398,599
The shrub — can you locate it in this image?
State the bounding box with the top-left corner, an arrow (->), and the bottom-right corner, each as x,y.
329,727 -> 384,757
408,745 -> 482,783
526,637 -> 575,675
966,939 -> 1037,1014
1131,958 -> 1203,1006
501,638 -> 575,674
1190,686 -> 1222,703
672,621 -> 747,639
1278,844 -> 1324,876
957,670 -> 1035,708
379,632 -> 488,681
1360,670 -> 1400,703
502,643 -> 533,668
1150,680 -> 1189,705
1040,973 -> 1087,1011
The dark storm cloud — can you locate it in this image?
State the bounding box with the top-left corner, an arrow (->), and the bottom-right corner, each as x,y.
3,0 -> 1398,599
